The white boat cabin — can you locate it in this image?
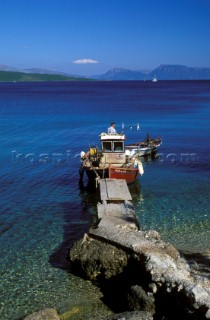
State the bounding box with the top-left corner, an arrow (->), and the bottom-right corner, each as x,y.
100,133 -> 126,166
100,133 -> 125,152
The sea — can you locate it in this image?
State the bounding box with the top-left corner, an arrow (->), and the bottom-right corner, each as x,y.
0,80 -> 209,320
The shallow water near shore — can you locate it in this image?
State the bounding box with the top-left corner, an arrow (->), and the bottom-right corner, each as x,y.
0,81 -> 209,319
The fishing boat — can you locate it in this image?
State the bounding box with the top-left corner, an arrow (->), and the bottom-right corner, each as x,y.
125,134 -> 162,157
79,133 -> 144,185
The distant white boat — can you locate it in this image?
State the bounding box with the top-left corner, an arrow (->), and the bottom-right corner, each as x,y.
152,75 -> 157,82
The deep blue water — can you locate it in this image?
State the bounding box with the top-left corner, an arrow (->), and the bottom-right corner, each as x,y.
0,81 -> 209,319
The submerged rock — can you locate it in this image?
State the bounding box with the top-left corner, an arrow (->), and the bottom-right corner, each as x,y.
24,308 -> 60,320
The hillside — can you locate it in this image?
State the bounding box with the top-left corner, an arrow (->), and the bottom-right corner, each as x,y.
0,70 -> 91,82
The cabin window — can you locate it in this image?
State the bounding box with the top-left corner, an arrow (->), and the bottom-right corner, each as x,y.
102,141 -> 112,152
113,141 -> 124,152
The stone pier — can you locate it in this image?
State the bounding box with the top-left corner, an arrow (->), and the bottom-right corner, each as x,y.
69,179 -> 210,320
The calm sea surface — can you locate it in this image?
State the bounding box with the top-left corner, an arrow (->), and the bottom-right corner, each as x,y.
0,81 -> 209,319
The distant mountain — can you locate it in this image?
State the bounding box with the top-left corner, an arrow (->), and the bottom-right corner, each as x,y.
0,64 -> 21,72
148,65 -> 210,80
91,68 -> 146,80
91,65 -> 210,80
1,64 -> 210,81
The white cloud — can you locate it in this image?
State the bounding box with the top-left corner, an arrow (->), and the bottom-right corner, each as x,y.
72,58 -> 99,64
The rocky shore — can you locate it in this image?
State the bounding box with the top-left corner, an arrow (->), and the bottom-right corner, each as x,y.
68,198 -> 210,320
25,222 -> 210,320
24,183 -> 210,320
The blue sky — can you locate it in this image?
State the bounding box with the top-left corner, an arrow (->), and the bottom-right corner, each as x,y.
1,0 -> 210,75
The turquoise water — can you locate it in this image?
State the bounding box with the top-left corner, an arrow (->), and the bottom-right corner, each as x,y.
0,81 -> 209,319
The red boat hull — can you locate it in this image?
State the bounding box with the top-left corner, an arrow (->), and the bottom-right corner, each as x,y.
109,166 -> 139,184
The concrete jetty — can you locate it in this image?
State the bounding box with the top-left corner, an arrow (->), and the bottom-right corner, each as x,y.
69,179 -> 210,320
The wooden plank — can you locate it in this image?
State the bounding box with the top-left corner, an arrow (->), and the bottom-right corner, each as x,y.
106,178 -> 132,201
99,178 -> 132,201
106,179 -> 122,200
116,179 -> 132,201
99,179 -> 108,201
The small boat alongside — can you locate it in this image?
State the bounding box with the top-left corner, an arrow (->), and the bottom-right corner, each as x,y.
125,134 -> 162,157
79,133 -> 144,185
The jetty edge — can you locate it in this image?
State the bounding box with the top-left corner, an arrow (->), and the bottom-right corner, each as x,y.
69,178 -> 210,320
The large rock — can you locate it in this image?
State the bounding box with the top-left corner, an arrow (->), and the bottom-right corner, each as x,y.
69,226 -> 210,319
69,234 -> 128,280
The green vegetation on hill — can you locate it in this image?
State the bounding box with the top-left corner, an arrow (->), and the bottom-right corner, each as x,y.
0,70 -> 91,82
